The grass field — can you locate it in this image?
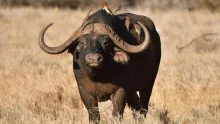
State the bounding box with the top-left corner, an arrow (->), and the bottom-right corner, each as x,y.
0,6 -> 220,124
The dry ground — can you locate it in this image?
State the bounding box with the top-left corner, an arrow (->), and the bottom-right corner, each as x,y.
0,6 -> 220,124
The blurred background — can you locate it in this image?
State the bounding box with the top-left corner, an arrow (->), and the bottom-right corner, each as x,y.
0,0 -> 219,124
0,0 -> 220,12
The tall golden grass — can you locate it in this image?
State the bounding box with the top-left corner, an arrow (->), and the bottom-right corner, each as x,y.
0,6 -> 219,123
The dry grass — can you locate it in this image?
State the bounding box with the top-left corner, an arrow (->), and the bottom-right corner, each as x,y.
0,6 -> 220,124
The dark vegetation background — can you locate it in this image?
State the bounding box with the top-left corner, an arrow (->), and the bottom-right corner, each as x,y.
0,0 -> 220,12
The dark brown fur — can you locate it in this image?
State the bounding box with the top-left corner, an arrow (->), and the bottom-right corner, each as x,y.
71,12 -> 161,123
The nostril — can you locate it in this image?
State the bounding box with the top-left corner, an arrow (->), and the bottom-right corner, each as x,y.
97,55 -> 103,63
85,53 -> 103,64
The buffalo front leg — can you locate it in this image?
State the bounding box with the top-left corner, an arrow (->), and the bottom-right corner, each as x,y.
139,87 -> 153,117
78,86 -> 100,123
127,92 -> 143,120
111,88 -> 126,119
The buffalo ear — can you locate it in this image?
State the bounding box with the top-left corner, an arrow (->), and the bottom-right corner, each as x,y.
68,49 -> 75,55
68,43 -> 80,55
113,48 -> 130,64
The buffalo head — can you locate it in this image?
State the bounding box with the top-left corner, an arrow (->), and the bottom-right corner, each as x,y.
75,34 -> 114,69
38,9 -> 151,68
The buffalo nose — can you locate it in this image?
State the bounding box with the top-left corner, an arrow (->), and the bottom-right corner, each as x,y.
85,53 -> 103,67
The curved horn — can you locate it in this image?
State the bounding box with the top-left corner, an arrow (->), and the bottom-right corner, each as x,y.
94,22 -> 150,53
38,23 -> 83,54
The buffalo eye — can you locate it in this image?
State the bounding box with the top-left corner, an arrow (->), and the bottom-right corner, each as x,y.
76,41 -> 86,52
103,40 -> 109,46
76,45 -> 81,52
102,39 -> 112,48
102,36 -> 112,47
80,41 -> 86,46
102,40 -> 113,53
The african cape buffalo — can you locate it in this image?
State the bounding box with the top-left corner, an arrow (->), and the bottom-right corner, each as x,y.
39,4 -> 161,123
